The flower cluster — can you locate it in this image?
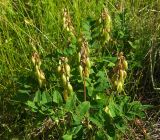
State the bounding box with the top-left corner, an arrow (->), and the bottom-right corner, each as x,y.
112,52 -> 128,93
78,38 -> 91,79
100,8 -> 112,45
57,57 -> 73,101
32,52 -> 45,87
63,8 -> 74,36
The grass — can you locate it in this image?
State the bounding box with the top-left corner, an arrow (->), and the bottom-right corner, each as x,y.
0,0 -> 160,139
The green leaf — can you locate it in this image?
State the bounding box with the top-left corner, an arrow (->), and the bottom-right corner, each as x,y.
52,90 -> 63,104
105,57 -> 117,63
62,134 -> 72,140
87,86 -> 94,96
24,85 -> 31,89
89,117 -> 103,128
108,100 -> 117,118
41,92 -> 52,104
65,94 -> 76,111
33,90 -> 41,103
108,62 -> 115,67
107,134 -> 116,140
72,125 -> 82,135
76,101 -> 90,117
26,101 -> 38,112
95,71 -> 110,92
114,117 -> 127,133
82,21 -> 90,31
72,114 -> 81,125
128,40 -> 139,49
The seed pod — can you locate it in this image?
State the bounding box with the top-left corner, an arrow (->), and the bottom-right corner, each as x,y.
88,124 -> 92,130
119,69 -> 124,81
64,57 -> 68,63
84,68 -> 90,78
35,65 -> 40,76
59,60 -> 62,65
38,79 -> 43,87
69,31 -> 74,38
119,52 -> 124,57
86,47 -> 90,54
64,64 -> 70,76
66,76 -> 69,82
36,66 -> 43,80
86,57 -> 91,68
67,82 -> 73,93
31,55 -> 36,66
38,60 -> 42,67
123,70 -> 127,79
78,52 -> 81,63
123,60 -> 128,70
62,74 -> 67,85
57,65 -> 62,73
66,27 -> 70,32
104,32 -> 110,43
114,80 -> 118,86
35,65 -> 45,87
105,14 -> 111,31
61,66 -> 65,73
63,90 -> 68,101
117,81 -> 123,93
79,65 -> 83,78
39,69 -> 45,80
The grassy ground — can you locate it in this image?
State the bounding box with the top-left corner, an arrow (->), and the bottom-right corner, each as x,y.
0,0 -> 160,139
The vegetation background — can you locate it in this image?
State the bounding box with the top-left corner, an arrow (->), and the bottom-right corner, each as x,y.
0,0 -> 160,140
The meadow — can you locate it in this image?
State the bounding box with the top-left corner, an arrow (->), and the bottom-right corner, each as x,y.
0,0 -> 160,139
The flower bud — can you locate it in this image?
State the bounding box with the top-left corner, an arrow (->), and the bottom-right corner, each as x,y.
67,82 -> 73,93
66,76 -> 69,82
117,81 -> 123,93
62,74 -> 67,85
39,69 -> 45,80
79,65 -> 83,78
35,65 -> 40,75
84,68 -> 90,78
31,55 -> 36,66
64,64 -> 70,76
64,57 -> 68,63
105,14 -> 111,31
38,79 -> 43,87
86,57 -> 91,68
78,52 -> 81,63
123,70 -> 127,79
114,80 -> 118,86
119,70 -> 124,81
38,60 -> 42,67
36,66 -> 44,80
57,65 -> 62,73
123,60 -> 128,70
35,65 -> 45,87
63,90 -> 68,101
104,32 -> 110,43
86,47 -> 90,54
88,124 -> 92,130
